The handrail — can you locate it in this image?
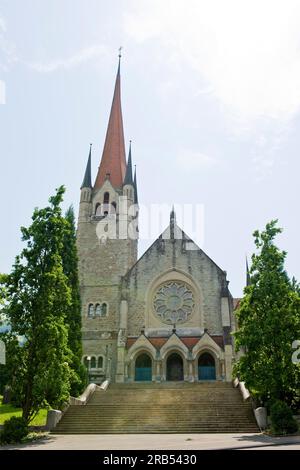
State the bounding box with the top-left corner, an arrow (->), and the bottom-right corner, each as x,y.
46,380 -> 110,430
232,377 -> 250,401
69,379 -> 110,405
232,377 -> 266,430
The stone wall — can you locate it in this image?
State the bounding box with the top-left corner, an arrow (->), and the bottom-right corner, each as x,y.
123,229 -> 228,337
77,183 -> 137,378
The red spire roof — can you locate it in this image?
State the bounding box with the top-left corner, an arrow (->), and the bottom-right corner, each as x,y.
94,59 -> 126,189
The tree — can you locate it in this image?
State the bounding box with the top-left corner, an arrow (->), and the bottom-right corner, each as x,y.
0,274 -> 10,394
62,206 -> 86,395
234,220 -> 300,408
3,187 -> 72,423
0,274 -> 8,331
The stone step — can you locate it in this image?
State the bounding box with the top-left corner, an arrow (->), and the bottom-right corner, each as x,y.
54,383 -> 259,434
55,428 -> 260,434
62,406 -> 253,416
108,382 -> 234,388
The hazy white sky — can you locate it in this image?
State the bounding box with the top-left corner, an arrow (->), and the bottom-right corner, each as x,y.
0,0 -> 299,296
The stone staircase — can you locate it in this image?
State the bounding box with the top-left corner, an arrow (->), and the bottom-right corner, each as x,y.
54,382 -> 259,434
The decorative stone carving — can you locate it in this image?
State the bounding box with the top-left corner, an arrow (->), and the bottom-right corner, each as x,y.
117,328 -> 127,347
100,332 -> 111,339
153,282 -> 194,324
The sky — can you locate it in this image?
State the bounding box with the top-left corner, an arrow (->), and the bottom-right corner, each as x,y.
0,0 -> 299,297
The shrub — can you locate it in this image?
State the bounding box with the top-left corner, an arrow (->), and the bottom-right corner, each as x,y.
270,400 -> 298,435
0,416 -> 28,444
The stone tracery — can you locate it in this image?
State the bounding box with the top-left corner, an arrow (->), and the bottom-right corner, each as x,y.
153,281 -> 194,324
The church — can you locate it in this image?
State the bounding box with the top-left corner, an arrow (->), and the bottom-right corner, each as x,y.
77,57 -> 238,385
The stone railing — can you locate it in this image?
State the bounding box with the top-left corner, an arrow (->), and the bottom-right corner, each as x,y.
233,377 -> 267,431
46,380 -> 110,431
232,377 -> 250,401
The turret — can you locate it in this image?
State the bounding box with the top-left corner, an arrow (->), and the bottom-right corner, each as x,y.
79,144 -> 92,222
123,141 -> 134,203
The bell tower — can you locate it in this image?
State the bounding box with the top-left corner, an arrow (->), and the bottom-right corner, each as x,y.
77,56 -> 138,382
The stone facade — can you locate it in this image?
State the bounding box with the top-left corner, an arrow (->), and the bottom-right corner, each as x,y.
77,178 -> 137,383
78,205 -> 236,383
77,60 -> 236,384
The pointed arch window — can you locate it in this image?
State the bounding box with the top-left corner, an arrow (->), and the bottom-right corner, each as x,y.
95,304 -> 102,316
101,303 -> 107,316
103,192 -> 110,204
88,304 -> 94,317
97,357 -> 103,369
83,356 -> 89,368
90,356 -> 96,369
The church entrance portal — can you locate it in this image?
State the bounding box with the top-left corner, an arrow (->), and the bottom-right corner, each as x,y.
198,352 -> 216,380
166,353 -> 184,381
135,353 -> 152,381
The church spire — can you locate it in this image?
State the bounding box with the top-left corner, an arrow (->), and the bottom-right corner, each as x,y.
81,144 -> 92,189
94,54 -> 126,190
170,206 -> 176,239
170,205 -> 176,223
124,141 -> 133,185
134,165 -> 139,205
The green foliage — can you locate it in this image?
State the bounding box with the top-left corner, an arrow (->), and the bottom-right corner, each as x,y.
62,206 -> 85,396
0,395 -> 47,425
0,416 -> 28,444
234,220 -> 300,407
0,275 -> 11,394
270,400 -> 298,435
3,186 -> 73,423
0,332 -> 21,397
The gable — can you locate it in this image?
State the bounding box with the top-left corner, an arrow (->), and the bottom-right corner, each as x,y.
123,221 -> 229,338
124,221 -> 225,283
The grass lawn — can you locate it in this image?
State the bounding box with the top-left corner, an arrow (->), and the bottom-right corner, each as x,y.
0,395 -> 48,426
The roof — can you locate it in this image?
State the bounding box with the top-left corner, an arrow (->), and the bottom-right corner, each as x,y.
123,216 -> 227,282
81,144 -> 92,189
123,141 -> 133,185
126,335 -> 224,351
94,59 -> 126,189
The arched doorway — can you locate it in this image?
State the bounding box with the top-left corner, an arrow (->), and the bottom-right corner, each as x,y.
166,353 -> 184,381
135,353 -> 152,381
198,352 -> 216,380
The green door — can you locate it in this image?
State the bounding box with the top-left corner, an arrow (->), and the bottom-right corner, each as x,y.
135,353 -> 152,381
198,353 -> 216,380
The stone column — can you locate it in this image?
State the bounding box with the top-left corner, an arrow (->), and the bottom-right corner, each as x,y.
124,362 -> 129,382
221,294 -> 234,382
116,345 -> 125,383
155,361 -> 162,382
107,358 -> 111,380
221,297 -> 230,327
224,345 -> 233,382
189,361 -> 194,382
115,300 -> 128,383
119,300 -> 128,329
220,359 -> 225,380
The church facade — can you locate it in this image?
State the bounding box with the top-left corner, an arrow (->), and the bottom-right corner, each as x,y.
77,59 -> 237,384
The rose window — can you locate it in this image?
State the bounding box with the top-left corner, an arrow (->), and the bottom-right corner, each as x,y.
153,282 -> 194,324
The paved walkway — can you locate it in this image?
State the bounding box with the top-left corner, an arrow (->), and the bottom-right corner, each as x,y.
2,433 -> 300,450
